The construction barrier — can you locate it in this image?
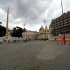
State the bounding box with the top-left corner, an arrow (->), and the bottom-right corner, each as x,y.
57,37 -> 64,44
65,37 -> 70,45
57,36 -> 70,45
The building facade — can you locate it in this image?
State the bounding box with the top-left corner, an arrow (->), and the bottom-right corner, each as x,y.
50,11 -> 70,36
22,30 -> 37,40
34,31 -> 38,40
38,25 -> 48,40
22,25 -> 49,40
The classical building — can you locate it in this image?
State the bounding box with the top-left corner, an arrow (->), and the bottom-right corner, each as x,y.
38,25 -> 48,40
48,23 -> 53,39
22,30 -> 38,40
50,11 -> 70,37
9,30 -> 13,36
22,25 -> 49,40
34,31 -> 38,39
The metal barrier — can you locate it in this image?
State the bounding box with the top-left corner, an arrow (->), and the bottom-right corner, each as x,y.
57,37 -> 64,44
65,37 -> 70,45
57,36 -> 70,45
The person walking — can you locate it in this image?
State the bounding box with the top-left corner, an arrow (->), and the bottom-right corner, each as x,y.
24,37 -> 26,42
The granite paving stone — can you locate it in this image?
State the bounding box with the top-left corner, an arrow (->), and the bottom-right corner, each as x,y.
0,40 -> 70,70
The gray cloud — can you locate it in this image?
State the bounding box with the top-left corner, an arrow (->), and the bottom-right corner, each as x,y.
0,0 -> 53,22
0,0 -> 70,31
15,0 -> 53,20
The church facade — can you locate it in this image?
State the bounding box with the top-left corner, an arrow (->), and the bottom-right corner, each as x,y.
22,25 -> 49,40
38,25 -> 48,40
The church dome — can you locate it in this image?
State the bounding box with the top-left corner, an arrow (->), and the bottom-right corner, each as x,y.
39,25 -> 44,31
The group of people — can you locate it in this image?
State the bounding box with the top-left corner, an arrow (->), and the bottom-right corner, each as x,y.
3,39 -> 12,43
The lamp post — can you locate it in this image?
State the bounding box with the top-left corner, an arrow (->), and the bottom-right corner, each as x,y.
16,27 -> 19,40
15,28 -> 16,42
24,23 -> 26,39
44,20 -> 46,41
18,28 -> 19,40
61,0 -> 66,44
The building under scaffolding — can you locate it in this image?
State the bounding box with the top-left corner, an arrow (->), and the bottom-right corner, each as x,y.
50,11 -> 70,36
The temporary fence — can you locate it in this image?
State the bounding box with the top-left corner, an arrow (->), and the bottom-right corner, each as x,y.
57,37 -> 64,44
65,37 -> 70,45
57,36 -> 70,45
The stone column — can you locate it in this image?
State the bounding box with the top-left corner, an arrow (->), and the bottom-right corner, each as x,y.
5,9 -> 9,40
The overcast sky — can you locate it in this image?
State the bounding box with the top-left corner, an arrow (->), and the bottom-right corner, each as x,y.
0,0 -> 70,32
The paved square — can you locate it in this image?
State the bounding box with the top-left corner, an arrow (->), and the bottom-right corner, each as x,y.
0,40 -> 70,70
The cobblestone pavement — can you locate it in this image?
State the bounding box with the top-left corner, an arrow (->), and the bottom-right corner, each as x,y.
0,40 -> 70,70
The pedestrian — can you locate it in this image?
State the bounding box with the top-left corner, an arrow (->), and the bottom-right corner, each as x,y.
25,39 -> 26,42
24,37 -> 26,42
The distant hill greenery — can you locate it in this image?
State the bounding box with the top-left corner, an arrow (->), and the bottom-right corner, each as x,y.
0,25 -> 6,37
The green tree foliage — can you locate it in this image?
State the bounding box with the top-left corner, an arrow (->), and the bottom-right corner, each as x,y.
12,27 -> 27,37
0,25 -> 6,37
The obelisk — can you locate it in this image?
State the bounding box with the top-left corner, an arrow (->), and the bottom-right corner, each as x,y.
5,8 -> 9,40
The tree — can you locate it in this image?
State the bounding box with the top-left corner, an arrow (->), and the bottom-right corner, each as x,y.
0,22 -> 2,24
12,27 -> 27,37
12,27 -> 16,37
23,28 -> 27,32
0,25 -> 6,37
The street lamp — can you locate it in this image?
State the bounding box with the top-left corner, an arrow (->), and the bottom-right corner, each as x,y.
61,0 -> 66,44
44,19 -> 46,41
16,27 -> 19,40
15,28 -> 16,42
24,23 -> 26,40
